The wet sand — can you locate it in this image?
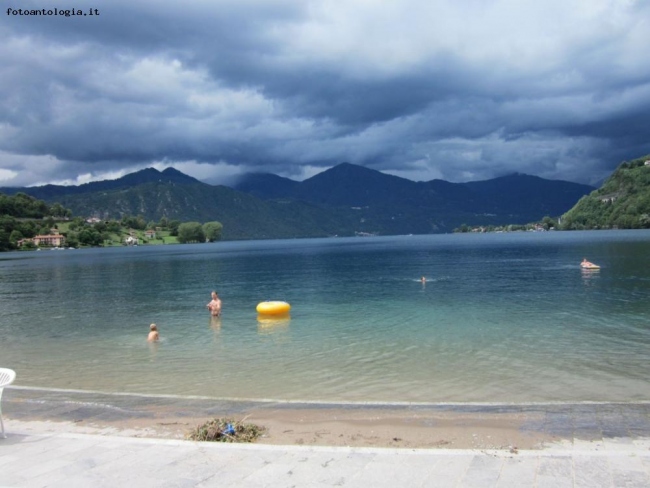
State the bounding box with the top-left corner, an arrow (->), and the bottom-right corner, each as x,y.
50,407 -> 544,450
6,386 -> 650,450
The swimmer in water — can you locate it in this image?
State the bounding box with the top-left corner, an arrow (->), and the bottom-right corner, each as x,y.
581,258 -> 597,268
420,276 -> 426,283
147,323 -> 159,342
207,291 -> 222,317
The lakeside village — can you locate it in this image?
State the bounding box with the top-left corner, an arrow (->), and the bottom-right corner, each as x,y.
0,188 -> 224,252
5,213 -> 223,252
16,215 -> 557,251
16,223 -> 159,250
453,216 -> 558,233
16,220 -> 169,250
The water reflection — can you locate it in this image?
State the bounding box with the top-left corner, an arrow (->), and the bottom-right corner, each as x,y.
209,315 -> 222,332
581,267 -> 600,285
147,339 -> 159,360
257,314 -> 290,334
209,316 -> 222,343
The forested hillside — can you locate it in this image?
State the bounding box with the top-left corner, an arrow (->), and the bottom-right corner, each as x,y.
561,155 -> 650,229
0,193 -> 71,251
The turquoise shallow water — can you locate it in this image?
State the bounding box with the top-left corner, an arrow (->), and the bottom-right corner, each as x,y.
1,230 -> 650,403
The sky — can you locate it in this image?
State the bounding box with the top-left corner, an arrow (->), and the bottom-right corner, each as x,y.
1,0 -> 650,188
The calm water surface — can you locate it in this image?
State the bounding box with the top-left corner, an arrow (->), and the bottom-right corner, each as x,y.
1,230 -> 650,403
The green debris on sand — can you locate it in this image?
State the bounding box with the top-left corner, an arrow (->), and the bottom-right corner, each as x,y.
187,417 -> 266,443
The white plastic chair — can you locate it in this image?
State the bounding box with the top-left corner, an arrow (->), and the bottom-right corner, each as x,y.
0,368 -> 16,438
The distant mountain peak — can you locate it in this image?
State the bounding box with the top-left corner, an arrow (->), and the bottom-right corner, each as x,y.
158,167 -> 201,183
160,166 -> 189,177
232,171 -> 299,200
319,162 -> 380,175
305,162 -> 409,184
0,166 -> 203,201
119,167 -> 200,185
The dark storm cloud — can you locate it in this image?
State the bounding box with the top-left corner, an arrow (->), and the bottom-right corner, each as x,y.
1,0 -> 650,187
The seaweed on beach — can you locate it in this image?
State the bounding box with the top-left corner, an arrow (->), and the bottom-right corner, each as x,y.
187,417 -> 265,443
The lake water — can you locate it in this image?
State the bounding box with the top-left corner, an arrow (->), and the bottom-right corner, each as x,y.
1,230 -> 650,404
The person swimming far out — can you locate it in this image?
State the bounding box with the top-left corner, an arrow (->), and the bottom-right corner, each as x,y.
420,276 -> 426,283
581,258 -> 599,269
147,323 -> 159,342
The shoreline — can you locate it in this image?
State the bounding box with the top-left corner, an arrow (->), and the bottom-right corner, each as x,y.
17,384 -> 650,407
4,411 -> 549,451
6,387 -> 650,451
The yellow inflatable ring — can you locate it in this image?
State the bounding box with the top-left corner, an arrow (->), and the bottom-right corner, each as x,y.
256,301 -> 291,315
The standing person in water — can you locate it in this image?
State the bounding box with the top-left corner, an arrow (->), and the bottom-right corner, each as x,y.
147,323 -> 159,342
207,291 -> 222,317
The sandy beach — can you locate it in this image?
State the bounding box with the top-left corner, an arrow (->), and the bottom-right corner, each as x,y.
7,386 -> 649,451
4,406 -> 551,451
12,405 -> 544,451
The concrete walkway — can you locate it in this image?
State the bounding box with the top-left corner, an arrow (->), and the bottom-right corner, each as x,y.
2,421 -> 650,487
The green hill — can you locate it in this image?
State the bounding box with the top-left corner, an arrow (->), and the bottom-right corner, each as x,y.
50,182 -> 347,240
560,155 -> 650,230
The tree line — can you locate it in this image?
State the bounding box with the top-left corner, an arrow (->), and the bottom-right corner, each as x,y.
0,193 -> 71,220
116,216 -> 222,243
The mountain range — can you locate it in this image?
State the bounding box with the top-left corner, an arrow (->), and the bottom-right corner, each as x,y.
0,163 -> 594,239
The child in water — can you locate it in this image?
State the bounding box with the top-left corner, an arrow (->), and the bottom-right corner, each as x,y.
147,323 -> 159,342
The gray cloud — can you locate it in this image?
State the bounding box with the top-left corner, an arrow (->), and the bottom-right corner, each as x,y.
1,0 -> 650,188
